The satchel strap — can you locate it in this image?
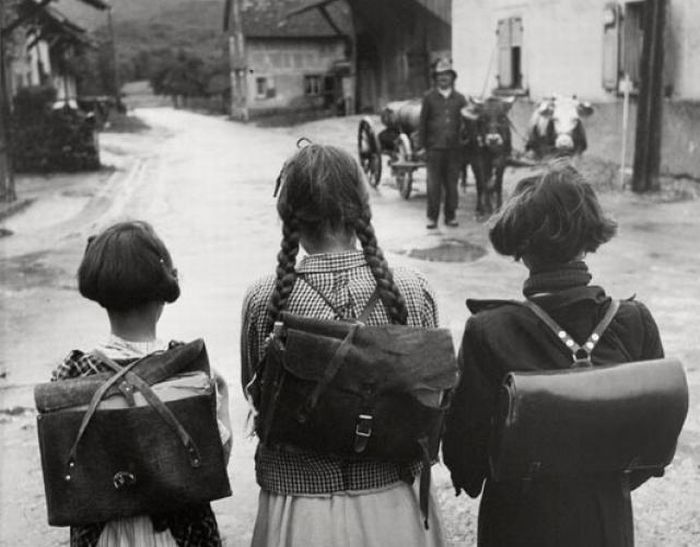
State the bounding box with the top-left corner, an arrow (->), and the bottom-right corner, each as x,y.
524,299 -> 620,366
301,274 -> 380,324
65,351 -> 203,478
301,323 -> 361,417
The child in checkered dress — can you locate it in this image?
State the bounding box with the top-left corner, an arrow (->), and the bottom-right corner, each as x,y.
51,221 -> 230,547
241,144 -> 446,546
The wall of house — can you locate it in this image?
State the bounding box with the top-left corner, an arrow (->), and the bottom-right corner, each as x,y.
453,0 -> 612,101
453,0 -> 700,178
454,0 -> 700,101
245,38 -> 346,114
668,0 -> 700,98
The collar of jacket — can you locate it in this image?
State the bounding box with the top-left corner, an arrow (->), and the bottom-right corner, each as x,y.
466,286 -> 611,315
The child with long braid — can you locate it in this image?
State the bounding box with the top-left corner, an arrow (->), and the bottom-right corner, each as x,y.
241,144 -> 446,547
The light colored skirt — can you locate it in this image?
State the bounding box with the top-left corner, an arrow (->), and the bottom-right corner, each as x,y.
251,479 -> 445,547
96,516 -> 178,547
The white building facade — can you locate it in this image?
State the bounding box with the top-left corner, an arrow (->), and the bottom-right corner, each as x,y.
453,0 -> 700,102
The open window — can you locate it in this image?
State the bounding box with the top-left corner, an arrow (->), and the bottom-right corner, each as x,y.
496,17 -> 523,91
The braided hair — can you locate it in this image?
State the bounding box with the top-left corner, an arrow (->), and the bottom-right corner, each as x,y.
267,144 -> 408,330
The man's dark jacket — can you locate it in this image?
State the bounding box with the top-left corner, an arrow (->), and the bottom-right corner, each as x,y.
442,279 -> 664,547
417,89 -> 467,150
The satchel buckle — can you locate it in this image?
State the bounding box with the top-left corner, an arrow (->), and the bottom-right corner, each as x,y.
113,470 -> 136,490
355,414 -> 373,438
354,414 -> 373,454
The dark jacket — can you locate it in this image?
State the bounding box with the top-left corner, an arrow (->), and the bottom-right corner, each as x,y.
442,281 -> 663,547
417,88 -> 467,150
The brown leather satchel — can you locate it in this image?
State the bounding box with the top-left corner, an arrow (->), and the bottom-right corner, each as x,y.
251,282 -> 458,527
35,340 -> 231,526
490,300 -> 689,482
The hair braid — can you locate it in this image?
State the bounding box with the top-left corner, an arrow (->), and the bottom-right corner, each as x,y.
355,215 -> 408,325
266,219 -> 301,332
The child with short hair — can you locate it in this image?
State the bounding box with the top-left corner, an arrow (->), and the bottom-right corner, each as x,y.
52,220 -> 230,547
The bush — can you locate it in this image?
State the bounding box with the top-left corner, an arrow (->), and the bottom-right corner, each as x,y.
10,86 -> 101,173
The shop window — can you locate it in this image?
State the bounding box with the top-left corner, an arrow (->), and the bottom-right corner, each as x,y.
496,16 -> 523,90
304,75 -> 322,96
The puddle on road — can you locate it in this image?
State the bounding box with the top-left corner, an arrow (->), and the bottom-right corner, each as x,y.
0,227 -> 13,238
403,238 -> 487,263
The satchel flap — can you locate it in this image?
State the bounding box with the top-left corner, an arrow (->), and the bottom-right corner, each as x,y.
280,312 -> 355,340
35,339 -> 210,413
283,320 -> 459,395
493,357 -> 689,479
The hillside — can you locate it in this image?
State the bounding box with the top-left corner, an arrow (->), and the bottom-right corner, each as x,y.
54,0 -> 220,31
55,0 -> 227,64
55,0 -> 348,90
110,1 -> 227,63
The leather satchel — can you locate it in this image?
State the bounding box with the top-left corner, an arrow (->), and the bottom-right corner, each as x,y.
250,283 -> 458,528
490,300 -> 689,482
35,340 -> 231,526
256,311 -> 459,463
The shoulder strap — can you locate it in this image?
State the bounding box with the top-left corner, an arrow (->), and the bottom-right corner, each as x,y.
358,289 -> 380,324
300,275 -> 346,319
523,299 -> 620,366
301,274 -> 380,322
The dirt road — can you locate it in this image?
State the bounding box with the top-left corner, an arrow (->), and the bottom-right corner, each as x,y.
1,108 -> 698,546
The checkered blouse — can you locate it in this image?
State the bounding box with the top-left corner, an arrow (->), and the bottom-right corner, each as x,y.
240,250 -> 439,495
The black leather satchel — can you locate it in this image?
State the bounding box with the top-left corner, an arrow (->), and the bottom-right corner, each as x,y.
490,300 -> 689,482
251,282 -> 458,527
35,340 -> 231,526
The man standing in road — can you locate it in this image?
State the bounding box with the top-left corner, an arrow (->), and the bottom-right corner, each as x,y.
418,59 -> 467,229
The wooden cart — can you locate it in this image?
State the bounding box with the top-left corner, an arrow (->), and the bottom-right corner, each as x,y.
357,99 -> 424,199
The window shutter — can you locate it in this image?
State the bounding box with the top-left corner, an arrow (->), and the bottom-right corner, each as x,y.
511,17 -> 523,47
497,19 -> 512,88
622,2 -> 645,85
602,3 -> 620,91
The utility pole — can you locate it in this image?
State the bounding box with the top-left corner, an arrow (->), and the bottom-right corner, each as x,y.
226,0 -> 248,121
632,0 -> 667,193
0,0 -> 17,203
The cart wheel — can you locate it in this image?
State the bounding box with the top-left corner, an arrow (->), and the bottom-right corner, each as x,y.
358,117 -> 382,187
395,134 -> 413,199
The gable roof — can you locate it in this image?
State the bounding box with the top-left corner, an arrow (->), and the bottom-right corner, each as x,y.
225,0 -> 352,38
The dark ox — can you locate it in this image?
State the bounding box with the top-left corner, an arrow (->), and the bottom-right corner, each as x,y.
526,96 -> 594,157
461,96 -> 515,215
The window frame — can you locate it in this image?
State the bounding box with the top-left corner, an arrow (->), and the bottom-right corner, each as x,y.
255,76 -> 276,100
495,16 -> 525,94
304,74 -> 322,96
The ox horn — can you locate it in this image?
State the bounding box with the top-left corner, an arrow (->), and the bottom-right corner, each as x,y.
461,105 -> 480,120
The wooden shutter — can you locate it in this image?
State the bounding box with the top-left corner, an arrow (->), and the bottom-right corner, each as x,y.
497,19 -> 512,88
622,1 -> 645,85
602,3 -> 620,91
